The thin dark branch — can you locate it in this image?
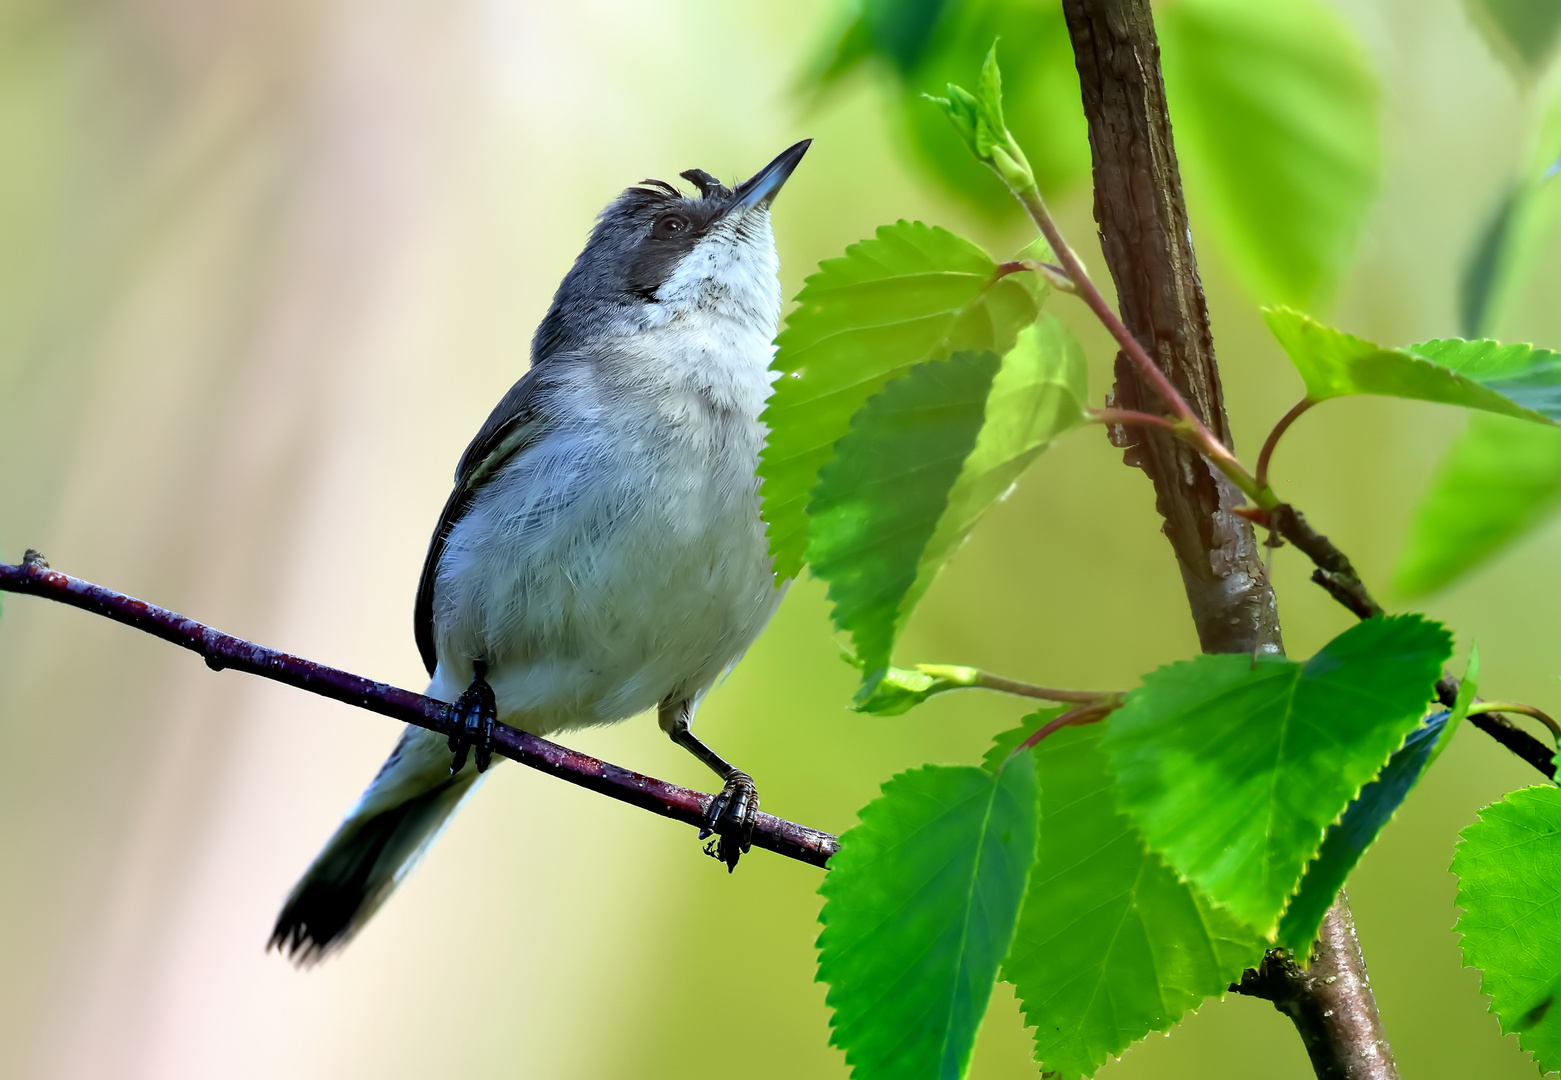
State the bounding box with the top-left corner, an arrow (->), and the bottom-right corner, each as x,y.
0,555 -> 839,868
1266,504 -> 1386,618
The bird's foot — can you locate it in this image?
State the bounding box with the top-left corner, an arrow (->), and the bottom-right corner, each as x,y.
447,669 -> 497,774
700,771 -> 758,872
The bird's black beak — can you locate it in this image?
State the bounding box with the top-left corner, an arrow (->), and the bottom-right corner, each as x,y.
730,139 -> 812,214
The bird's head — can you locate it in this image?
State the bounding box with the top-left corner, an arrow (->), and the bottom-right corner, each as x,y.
533,139 -> 811,361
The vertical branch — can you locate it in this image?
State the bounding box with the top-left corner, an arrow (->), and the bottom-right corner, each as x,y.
1061,0 -> 1279,657
1058,2 -> 1398,1077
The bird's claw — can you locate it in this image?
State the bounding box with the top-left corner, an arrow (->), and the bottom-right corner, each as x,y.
448,675 -> 497,775
700,771 -> 758,872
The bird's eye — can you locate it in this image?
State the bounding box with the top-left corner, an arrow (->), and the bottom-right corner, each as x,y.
652,213 -> 690,240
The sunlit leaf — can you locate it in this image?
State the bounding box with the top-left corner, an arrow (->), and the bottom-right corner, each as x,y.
809,316 -> 1085,694
810,351 -> 998,686
1395,415 -> 1561,597
1264,307 -> 1561,424
998,721 -> 1263,1079
1453,785 -> 1561,1074
760,220 -> 1043,580
1103,615 -> 1451,934
1276,710 -> 1450,952
1159,0 -> 1378,305
817,758 -> 1039,1080
1464,0 -> 1561,80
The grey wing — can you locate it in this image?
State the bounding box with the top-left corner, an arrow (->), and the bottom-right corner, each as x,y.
413,365 -> 554,675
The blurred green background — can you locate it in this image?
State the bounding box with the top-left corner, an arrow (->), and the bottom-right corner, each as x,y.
0,0 -> 1557,1076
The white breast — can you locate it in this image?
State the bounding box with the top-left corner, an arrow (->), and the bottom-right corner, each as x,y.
429,320 -> 781,737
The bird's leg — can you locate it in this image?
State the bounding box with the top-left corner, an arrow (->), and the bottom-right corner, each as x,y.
659,699 -> 757,871
448,659 -> 498,775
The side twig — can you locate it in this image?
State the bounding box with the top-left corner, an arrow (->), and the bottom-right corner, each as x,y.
0,554 -> 839,868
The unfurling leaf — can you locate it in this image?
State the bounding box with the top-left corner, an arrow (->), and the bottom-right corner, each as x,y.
926,44 -> 1036,193
1454,785 -> 1561,1074
1395,415 -> 1561,597
1103,615 -> 1452,934
759,221 -> 1044,580
808,316 -> 1087,694
999,722 -> 1264,1079
849,660 -> 982,716
817,758 -> 1039,1080
1264,307 -> 1561,424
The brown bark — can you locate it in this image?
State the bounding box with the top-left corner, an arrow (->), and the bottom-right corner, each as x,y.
1062,0 -> 1280,657
1060,2 -> 1397,1076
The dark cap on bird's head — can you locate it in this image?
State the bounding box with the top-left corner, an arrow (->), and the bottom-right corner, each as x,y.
531,139 -> 811,362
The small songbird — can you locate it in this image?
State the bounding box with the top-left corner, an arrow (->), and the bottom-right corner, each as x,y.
270,139 -> 811,963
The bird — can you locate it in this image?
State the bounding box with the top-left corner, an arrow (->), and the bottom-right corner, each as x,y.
269,139 -> 811,964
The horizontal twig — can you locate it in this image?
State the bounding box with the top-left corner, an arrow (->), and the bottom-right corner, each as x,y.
0,553 -> 840,868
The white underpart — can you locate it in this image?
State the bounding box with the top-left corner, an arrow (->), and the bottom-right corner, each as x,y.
430,206 -> 784,737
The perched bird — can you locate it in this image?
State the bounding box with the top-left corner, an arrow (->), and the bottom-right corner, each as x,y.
270,139 -> 811,964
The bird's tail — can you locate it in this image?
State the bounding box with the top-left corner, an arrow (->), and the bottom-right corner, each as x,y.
270,724 -> 484,965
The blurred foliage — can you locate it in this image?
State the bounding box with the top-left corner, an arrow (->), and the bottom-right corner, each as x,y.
1463,0 -> 1561,82
1157,0 -> 1378,306
1396,417 -> 1561,597
803,0 -> 1379,306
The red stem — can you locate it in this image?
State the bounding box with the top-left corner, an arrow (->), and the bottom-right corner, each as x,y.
1256,399 -> 1316,490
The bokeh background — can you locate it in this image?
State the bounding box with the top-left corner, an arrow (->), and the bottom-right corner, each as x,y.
1,0 -> 1557,1076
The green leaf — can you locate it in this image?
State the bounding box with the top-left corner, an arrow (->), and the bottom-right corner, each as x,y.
1276,710 -> 1450,952
1103,615 -> 1452,934
760,221 -> 1044,580
981,706 -> 1069,772
1394,414 -> 1561,597
808,317 -> 1087,693
809,352 -> 998,688
817,758 -> 1040,1080
1000,723 -> 1264,1079
1464,0 -> 1561,80
864,0 -> 958,73
1412,337 -> 1561,421
1263,307 -> 1561,424
1159,0 -> 1378,305
1453,785 -> 1561,1074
